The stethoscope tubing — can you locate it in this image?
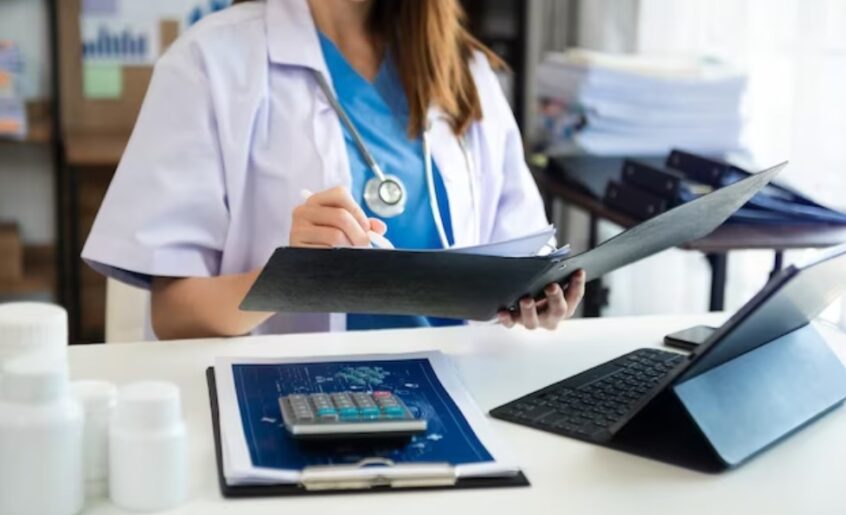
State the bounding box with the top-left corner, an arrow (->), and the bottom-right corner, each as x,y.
312,69 -> 474,249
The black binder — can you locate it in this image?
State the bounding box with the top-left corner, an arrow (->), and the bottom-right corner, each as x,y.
205,369 -> 530,497
241,163 -> 786,321
621,159 -> 712,204
604,180 -> 668,219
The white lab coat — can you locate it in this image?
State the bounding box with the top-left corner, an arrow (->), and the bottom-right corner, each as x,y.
82,0 -> 548,336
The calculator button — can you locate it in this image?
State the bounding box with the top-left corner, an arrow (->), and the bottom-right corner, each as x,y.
360,406 -> 380,418
382,405 -> 406,418
353,396 -> 377,409
372,391 -> 392,399
317,407 -> 338,416
339,407 -> 359,420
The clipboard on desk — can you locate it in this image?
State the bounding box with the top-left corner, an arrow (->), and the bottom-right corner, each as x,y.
205,353 -> 530,497
241,163 -> 786,321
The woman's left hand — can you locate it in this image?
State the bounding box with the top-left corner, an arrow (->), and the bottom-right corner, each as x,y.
497,270 -> 587,330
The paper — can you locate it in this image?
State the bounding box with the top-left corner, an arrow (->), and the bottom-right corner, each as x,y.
447,224 -> 566,257
214,352 -> 520,485
83,64 -> 123,99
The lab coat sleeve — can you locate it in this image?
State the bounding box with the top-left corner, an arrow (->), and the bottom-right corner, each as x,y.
480,60 -> 550,243
81,44 -> 229,289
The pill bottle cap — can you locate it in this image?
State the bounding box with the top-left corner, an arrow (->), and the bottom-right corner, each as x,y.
0,302 -> 68,363
113,381 -> 183,432
2,355 -> 70,404
72,380 -> 117,412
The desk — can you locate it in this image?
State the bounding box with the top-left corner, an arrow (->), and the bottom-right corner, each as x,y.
535,164 -> 846,315
70,315 -> 846,515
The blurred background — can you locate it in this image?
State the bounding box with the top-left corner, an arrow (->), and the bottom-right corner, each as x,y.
1,0 -> 844,344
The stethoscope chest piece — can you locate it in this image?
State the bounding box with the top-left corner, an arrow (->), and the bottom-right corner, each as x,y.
364,174 -> 407,218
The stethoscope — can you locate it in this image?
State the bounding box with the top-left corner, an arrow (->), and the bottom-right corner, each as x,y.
312,70 -> 476,249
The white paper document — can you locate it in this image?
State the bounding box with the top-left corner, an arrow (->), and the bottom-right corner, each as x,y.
447,224 -> 569,257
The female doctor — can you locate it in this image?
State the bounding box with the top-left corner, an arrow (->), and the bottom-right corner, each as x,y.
82,0 -> 586,340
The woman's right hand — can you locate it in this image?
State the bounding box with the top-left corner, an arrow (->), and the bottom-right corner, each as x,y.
290,186 -> 387,248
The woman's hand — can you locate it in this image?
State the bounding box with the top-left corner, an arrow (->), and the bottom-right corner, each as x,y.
497,270 -> 587,330
290,186 -> 386,248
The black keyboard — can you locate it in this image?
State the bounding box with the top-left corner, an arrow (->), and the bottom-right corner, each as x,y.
490,348 -> 686,442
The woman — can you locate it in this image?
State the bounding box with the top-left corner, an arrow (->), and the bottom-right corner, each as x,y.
82,0 -> 586,340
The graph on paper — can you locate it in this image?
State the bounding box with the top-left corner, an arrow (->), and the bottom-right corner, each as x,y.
231,358 -> 494,470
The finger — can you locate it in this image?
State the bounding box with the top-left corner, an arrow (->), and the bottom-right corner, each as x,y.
497,310 -> 516,328
307,186 -> 370,231
295,226 -> 353,248
565,270 -> 587,318
369,218 -> 388,235
520,297 -> 540,330
542,283 -> 568,329
299,205 -> 370,247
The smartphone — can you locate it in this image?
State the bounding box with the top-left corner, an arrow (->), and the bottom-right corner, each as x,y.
663,325 -> 717,351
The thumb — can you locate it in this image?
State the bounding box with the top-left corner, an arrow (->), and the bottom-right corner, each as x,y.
368,218 -> 388,235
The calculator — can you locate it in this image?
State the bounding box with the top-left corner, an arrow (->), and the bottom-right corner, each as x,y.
279,391 -> 427,439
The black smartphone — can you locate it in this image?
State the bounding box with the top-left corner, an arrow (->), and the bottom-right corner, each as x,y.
663,325 -> 717,351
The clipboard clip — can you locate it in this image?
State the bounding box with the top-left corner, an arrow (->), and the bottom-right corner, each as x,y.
301,458 -> 457,491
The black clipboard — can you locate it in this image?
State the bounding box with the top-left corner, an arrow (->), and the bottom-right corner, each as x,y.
241,163 -> 786,321
205,368 -> 530,497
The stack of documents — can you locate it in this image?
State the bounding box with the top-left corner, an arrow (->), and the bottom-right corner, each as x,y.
0,41 -> 26,140
212,352 -> 521,488
536,49 -> 746,156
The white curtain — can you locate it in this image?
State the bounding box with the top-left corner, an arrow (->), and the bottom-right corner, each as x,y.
572,0 -> 846,327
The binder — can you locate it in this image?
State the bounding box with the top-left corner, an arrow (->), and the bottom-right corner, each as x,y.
241,163 -> 786,321
205,368 -> 530,497
668,149 -> 846,224
621,159 -> 712,205
604,180 -> 668,219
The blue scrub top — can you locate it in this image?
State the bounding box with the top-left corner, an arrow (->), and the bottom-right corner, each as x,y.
318,33 -> 463,331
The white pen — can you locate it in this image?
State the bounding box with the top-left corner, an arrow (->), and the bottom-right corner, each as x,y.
300,189 -> 395,250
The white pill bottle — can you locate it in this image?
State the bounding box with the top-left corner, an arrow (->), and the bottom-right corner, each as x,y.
109,381 -> 189,512
0,357 -> 84,515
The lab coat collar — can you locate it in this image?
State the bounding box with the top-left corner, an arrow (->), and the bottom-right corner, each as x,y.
265,0 -> 325,71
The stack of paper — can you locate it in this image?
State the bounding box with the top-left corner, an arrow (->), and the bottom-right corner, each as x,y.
0,41 -> 26,140
213,352 -> 521,486
535,49 -> 747,156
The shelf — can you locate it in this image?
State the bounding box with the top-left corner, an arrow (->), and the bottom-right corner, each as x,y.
0,100 -> 53,145
0,244 -> 56,300
65,131 -> 129,167
25,100 -> 53,144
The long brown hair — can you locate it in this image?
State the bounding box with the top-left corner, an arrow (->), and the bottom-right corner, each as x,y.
370,0 -> 504,137
234,0 -> 503,136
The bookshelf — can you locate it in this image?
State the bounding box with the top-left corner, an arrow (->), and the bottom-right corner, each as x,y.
0,0 -> 64,310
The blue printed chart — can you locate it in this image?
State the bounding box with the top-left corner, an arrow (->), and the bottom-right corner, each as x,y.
214,352 -> 518,484
232,358 -> 494,470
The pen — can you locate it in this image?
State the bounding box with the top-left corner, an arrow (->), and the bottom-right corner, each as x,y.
300,189 -> 395,250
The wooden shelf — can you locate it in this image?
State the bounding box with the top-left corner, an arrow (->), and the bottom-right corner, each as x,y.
65,131 -> 129,167
0,244 -> 56,299
25,100 -> 53,144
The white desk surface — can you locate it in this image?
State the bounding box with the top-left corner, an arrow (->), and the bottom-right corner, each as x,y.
70,314 -> 846,515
